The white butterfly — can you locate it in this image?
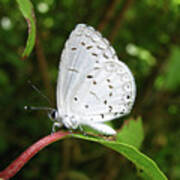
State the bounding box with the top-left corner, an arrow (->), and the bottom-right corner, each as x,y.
48,24 -> 136,135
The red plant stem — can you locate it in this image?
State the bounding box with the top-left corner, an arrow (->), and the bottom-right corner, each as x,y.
0,131 -> 70,180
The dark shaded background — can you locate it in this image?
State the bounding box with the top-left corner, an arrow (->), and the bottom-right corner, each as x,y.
0,0 -> 180,179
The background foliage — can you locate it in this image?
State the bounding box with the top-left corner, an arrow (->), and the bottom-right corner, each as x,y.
0,0 -> 180,179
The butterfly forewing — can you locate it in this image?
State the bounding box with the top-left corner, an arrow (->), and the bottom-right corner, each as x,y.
57,24 -> 136,123
57,24 -> 95,111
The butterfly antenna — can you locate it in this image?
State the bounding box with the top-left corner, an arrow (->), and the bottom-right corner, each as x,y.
24,105 -> 55,111
28,80 -> 51,105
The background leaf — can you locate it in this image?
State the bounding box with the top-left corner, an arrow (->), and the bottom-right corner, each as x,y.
116,117 -> 144,149
16,0 -> 36,58
164,46 -> 180,90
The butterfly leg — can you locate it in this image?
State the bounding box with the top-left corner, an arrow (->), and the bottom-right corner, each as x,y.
79,125 -> 83,132
52,122 -> 63,133
78,125 -> 87,135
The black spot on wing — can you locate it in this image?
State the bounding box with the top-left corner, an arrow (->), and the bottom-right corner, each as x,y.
109,105 -> 113,112
87,75 -> 93,79
68,68 -> 79,73
103,53 -> 109,59
101,114 -> 104,119
71,47 -> 77,51
92,53 -> 98,57
107,79 -> 111,83
81,42 -> 86,46
86,46 -> 93,49
108,85 -> 113,89
104,100 -> 107,105
85,105 -> 89,108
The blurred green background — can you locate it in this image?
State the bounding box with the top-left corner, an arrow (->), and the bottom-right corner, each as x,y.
0,0 -> 180,179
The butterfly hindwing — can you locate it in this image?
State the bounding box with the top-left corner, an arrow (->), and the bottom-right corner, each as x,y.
57,24 -> 136,126
70,60 -> 136,122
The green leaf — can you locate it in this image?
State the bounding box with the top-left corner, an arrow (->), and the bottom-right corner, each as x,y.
116,117 -> 144,149
16,0 -> 36,58
165,46 -> 180,90
71,134 -> 167,180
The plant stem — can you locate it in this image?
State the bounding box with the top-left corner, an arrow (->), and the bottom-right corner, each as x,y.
97,0 -> 120,32
35,36 -> 55,105
0,131 -> 70,180
109,0 -> 134,42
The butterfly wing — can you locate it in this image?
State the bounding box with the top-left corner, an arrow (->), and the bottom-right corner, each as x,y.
57,24 -> 95,112
57,24 -> 114,112
57,24 -> 136,123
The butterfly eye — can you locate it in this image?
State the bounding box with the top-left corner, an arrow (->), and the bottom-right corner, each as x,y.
52,111 -> 56,119
49,110 -> 57,120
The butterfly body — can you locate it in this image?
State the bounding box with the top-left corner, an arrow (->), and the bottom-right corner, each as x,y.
50,24 -> 136,135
